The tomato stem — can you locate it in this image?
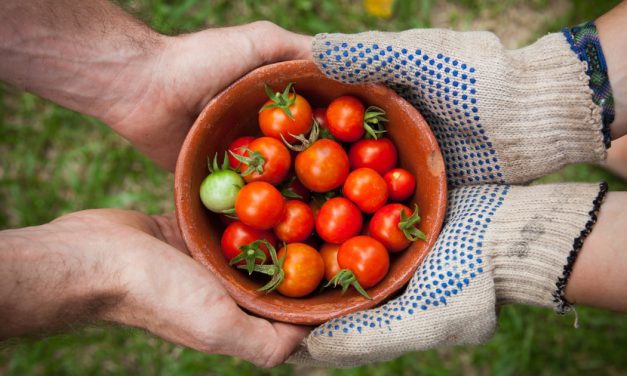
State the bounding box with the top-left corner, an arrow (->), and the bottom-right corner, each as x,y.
325,269 -> 372,300
280,119 -> 320,152
399,204 -> 427,242
229,148 -> 266,177
229,240 -> 268,275
236,240 -> 286,293
260,83 -> 296,120
207,151 -> 233,173
363,106 -> 388,140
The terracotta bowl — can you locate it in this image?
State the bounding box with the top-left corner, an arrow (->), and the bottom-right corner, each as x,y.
175,60 -> 447,325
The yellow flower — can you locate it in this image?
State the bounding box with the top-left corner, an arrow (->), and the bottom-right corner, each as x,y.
364,0 -> 395,19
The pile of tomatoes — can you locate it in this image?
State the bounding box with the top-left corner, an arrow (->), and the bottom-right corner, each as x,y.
199,83 -> 425,299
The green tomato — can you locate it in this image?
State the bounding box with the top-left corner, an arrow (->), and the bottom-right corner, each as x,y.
199,169 -> 244,213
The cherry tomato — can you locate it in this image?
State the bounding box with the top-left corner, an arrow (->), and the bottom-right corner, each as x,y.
240,137 -> 291,185
221,221 -> 276,264
274,200 -> 314,243
312,107 -> 329,129
348,137 -> 398,175
316,197 -> 362,244
259,87 -> 312,143
384,168 -> 416,202
227,136 -> 255,170
320,243 -> 341,282
343,167 -> 388,213
326,96 -> 365,142
338,236 -> 389,288
295,139 -> 349,192
199,158 -> 244,213
276,243 -> 324,298
235,182 -> 285,230
369,203 -> 418,252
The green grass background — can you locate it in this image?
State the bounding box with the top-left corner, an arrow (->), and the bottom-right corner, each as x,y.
1,0 -> 626,375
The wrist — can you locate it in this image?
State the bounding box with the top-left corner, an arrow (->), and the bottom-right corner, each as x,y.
90,33 -> 171,128
0,219 -> 125,338
597,1 -> 627,139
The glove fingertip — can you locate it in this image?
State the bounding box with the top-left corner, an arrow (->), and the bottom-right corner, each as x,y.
312,34 -> 383,85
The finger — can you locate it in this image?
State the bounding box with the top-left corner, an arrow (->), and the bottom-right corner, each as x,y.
172,21 -> 313,116
240,21 -> 313,64
150,213 -> 190,255
219,312 -> 310,368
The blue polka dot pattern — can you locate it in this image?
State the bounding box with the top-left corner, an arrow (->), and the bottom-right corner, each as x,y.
312,184 -> 509,338
318,41 -> 505,187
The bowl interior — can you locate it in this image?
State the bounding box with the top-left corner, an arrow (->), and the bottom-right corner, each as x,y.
175,60 -> 446,325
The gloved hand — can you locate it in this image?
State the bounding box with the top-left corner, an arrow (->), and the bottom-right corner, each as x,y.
289,26 -> 612,367
313,27 -> 610,187
290,182 -> 606,367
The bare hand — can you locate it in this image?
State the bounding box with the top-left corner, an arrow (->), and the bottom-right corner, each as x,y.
0,209 -> 309,368
107,22 -> 312,170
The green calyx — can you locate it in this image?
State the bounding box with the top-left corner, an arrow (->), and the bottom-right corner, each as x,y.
363,106 -> 388,139
399,204 -> 427,242
207,151 -> 232,173
280,118 -> 320,152
236,240 -> 286,293
229,148 -> 266,177
229,240 -> 269,275
260,82 -> 297,120
325,269 -> 372,300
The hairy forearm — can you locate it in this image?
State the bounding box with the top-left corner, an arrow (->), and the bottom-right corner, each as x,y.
566,192 -> 627,312
597,0 -> 627,139
0,221 -> 123,339
0,0 -> 165,125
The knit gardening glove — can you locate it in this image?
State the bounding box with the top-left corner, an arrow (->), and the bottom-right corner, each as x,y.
289,182 -> 607,367
288,26 -> 613,367
313,26 -> 613,187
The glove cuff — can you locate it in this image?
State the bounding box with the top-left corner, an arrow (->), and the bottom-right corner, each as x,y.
563,21 -> 614,147
488,182 -> 608,312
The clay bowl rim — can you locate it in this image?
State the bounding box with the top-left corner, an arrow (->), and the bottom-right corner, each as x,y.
174,59 -> 447,325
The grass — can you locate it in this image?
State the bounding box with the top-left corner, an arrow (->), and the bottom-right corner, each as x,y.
1,0 -> 626,375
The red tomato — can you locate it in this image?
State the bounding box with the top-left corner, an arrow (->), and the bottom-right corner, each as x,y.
235,182 -> 285,230
320,243 -> 341,282
227,136 -> 255,170
274,200 -> 314,243
348,138 -> 398,175
295,139 -> 349,192
326,96 -> 365,142
221,221 -> 276,264
369,203 -> 418,252
338,236 -> 389,289
259,90 -> 312,143
384,168 -> 416,202
276,243 -> 324,298
316,197 -> 362,244
343,167 -> 388,213
313,107 -> 329,129
240,137 -> 291,185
